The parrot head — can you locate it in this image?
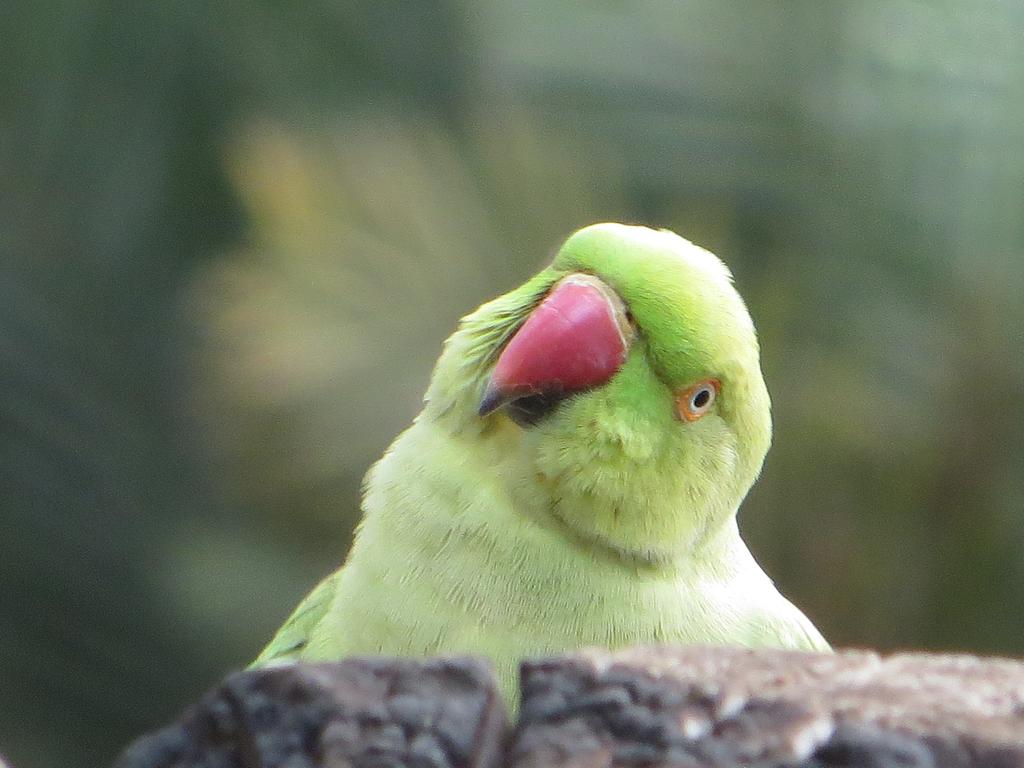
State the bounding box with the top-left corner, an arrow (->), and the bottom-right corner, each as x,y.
426,223 -> 772,563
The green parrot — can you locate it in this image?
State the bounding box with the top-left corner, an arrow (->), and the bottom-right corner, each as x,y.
254,223 -> 829,698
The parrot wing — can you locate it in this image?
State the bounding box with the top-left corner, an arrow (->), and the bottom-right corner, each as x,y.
251,569 -> 340,666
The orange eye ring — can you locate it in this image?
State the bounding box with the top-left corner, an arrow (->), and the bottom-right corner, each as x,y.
675,379 -> 721,422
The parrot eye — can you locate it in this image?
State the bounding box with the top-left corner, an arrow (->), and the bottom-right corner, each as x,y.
675,379 -> 720,422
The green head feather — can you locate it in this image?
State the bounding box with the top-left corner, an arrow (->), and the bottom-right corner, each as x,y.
426,223 -> 772,564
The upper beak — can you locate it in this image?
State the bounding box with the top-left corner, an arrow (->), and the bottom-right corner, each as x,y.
479,273 -> 633,417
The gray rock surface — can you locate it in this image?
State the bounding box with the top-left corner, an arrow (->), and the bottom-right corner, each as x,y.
511,647 -> 1024,768
113,648 -> 1024,768
113,657 -> 507,768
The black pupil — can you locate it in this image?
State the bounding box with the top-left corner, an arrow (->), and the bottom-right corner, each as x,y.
692,388 -> 711,409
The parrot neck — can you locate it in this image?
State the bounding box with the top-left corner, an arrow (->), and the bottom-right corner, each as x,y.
364,415 -> 750,587
343,414 -> 779,681
332,417 -> 818,699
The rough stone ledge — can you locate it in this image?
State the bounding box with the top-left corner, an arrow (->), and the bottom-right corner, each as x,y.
113,657 -> 507,768
114,647 -> 1024,768
512,647 -> 1024,768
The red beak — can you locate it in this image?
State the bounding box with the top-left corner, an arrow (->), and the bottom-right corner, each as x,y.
479,274 -> 632,417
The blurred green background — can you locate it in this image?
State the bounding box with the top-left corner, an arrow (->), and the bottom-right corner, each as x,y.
2,2 -> 1023,766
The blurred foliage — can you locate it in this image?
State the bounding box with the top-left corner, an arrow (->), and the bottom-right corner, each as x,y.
2,2 -> 1023,767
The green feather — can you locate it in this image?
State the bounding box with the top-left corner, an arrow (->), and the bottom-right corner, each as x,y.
252,570 -> 340,665
254,223 -> 829,702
